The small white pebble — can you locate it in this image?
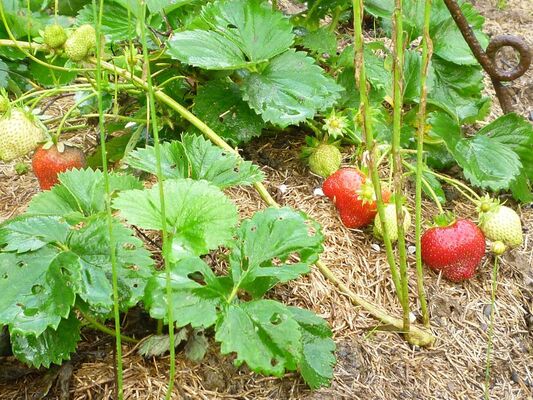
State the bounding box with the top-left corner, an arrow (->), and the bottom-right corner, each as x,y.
409,312 -> 417,323
278,184 -> 288,193
125,121 -> 137,129
408,245 -> 417,254
371,243 -> 380,252
314,187 -> 324,196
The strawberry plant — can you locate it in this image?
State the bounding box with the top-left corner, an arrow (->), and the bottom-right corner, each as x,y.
1,0 -> 530,397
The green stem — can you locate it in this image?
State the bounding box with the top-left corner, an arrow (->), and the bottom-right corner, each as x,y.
54,92 -> 96,142
93,1 -> 123,398
484,256 -> 499,399
414,0 -> 432,328
391,0 -> 410,334
81,312 -> 139,344
139,4 -> 176,399
429,170 -> 480,203
353,0 -> 406,311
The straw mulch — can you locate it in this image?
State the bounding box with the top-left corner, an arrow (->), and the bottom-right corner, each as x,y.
1,0 -> 532,399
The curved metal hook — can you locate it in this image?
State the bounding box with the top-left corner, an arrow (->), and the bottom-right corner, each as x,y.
485,35 -> 531,82
442,0 -> 531,114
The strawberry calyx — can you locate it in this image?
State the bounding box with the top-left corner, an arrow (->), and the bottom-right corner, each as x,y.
432,211 -> 456,228
476,194 -> 500,215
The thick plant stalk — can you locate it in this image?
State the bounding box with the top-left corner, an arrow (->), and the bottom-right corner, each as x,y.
415,0 -> 433,327
352,1 -> 410,325
92,0 -> 123,398
391,0 -> 411,332
0,38 -> 434,347
138,3 -> 176,399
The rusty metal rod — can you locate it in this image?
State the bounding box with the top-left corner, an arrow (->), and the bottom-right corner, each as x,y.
442,0 -> 531,114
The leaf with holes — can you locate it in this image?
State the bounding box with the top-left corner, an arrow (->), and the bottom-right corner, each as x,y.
144,256 -> 227,328
0,249 -> 79,336
288,307 -> 336,389
216,300 -> 302,376
112,179 -> 238,258
126,135 -> 263,188
229,207 -> 323,298
67,217 -> 153,314
10,312 -> 81,368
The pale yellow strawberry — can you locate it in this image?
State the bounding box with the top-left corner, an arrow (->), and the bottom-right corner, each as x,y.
0,109 -> 45,161
479,204 -> 523,248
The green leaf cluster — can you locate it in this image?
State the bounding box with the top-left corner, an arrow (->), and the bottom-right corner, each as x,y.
135,206 -> 335,389
0,170 -> 152,367
166,0 -> 342,128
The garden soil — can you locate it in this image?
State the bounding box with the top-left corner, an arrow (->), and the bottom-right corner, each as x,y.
0,0 -> 532,399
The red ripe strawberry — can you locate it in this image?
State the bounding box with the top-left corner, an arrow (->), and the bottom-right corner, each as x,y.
421,218 -> 486,282
32,143 -> 86,190
322,167 -> 391,229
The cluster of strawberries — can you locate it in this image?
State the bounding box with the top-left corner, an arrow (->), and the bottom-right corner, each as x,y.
323,168 -> 523,282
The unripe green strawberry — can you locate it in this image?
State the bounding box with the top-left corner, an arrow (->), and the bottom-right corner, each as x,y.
43,24 -> 67,49
308,144 -> 341,177
373,203 -> 411,242
0,109 -> 45,161
65,35 -> 89,61
76,24 -> 97,50
479,204 -> 523,248
64,24 -> 97,61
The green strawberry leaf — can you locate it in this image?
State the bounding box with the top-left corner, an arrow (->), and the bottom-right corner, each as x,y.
27,169 -> 143,222
429,112 -> 522,191
366,0 -> 488,65
428,57 -> 490,123
242,50 -> 342,127
0,216 -> 70,253
215,300 -> 302,376
77,2 -> 137,42
0,60 -> 10,88
126,135 -> 264,188
288,306 -> 336,389
475,113 -> 533,202
125,140 -> 189,180
0,248 -> 79,336
229,207 -> 323,298
67,217 -> 153,313
10,312 -> 80,368
181,134 -> 264,187
112,179 -> 238,257
299,27 -> 337,56
476,113 -> 533,181
167,0 -> 294,70
144,256 -> 227,328
192,80 -> 266,145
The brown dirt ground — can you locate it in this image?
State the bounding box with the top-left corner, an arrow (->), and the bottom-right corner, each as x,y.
1,1 -> 532,399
